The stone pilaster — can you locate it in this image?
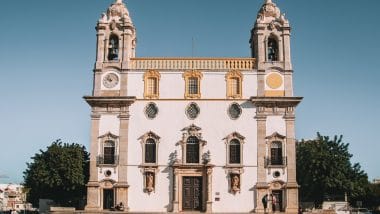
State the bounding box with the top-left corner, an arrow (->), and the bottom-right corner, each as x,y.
284,113 -> 299,214
206,166 -> 213,213
96,32 -> 105,63
116,112 -> 130,207
283,29 -> 292,71
119,71 -> 128,96
104,38 -> 109,62
93,71 -> 102,96
257,71 -> 266,97
284,71 -> 293,97
255,113 -> 268,213
86,113 -> 101,211
172,169 -> 179,212
122,31 -> 130,62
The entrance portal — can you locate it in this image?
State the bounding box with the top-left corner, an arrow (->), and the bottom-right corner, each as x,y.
272,190 -> 283,212
103,189 -> 114,210
182,176 -> 202,211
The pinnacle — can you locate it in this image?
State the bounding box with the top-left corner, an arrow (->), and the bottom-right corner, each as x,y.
116,0 -> 123,4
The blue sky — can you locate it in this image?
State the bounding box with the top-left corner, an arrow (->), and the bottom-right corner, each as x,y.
0,0 -> 379,183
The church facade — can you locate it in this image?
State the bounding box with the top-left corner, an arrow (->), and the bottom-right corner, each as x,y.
84,0 -> 302,213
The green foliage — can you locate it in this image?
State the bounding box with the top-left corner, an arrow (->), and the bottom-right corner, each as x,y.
23,139 -> 89,207
297,133 -> 369,206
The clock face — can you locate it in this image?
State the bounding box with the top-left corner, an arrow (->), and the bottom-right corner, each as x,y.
103,73 -> 119,89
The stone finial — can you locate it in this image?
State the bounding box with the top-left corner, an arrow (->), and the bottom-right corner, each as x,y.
256,0 -> 281,22
106,0 -> 132,23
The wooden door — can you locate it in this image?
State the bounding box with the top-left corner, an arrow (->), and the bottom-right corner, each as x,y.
103,189 -> 114,210
182,176 -> 202,211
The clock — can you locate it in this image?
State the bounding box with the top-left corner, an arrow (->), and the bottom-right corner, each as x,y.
103,73 -> 119,89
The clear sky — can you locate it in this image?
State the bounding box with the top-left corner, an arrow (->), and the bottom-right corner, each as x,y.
0,0 -> 379,184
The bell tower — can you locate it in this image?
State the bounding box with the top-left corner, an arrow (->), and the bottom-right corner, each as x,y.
250,0 -> 301,213
85,0 -> 136,211
93,0 -> 136,97
250,0 -> 293,97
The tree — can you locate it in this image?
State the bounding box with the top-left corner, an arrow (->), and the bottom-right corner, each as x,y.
297,133 -> 369,206
23,139 -> 89,207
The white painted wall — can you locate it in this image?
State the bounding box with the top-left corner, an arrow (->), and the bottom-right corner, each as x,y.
266,116 -> 285,136
98,167 -> 118,181
127,70 -> 257,99
99,114 -> 120,136
127,100 -> 258,212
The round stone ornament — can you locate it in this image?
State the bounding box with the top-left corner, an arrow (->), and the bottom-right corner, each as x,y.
266,73 -> 283,89
103,73 -> 119,88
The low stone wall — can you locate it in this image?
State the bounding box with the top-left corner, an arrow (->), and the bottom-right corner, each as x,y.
49,207 -> 76,214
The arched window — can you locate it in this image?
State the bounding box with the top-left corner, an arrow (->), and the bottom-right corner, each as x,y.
268,37 -> 278,61
108,35 -> 119,61
229,139 -> 241,164
271,141 -> 283,165
104,140 -> 115,164
139,131 -> 160,165
186,136 -> 200,163
145,138 -> 156,164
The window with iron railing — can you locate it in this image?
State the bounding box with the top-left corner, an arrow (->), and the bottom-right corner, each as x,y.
265,156 -> 287,167
97,155 -> 119,166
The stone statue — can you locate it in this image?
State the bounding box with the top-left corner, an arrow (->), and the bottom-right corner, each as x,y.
231,175 -> 240,192
146,173 -> 154,192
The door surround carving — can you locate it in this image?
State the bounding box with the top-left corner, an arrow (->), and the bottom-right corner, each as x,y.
172,164 -> 214,213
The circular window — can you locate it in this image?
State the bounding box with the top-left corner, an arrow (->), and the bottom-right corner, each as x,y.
186,103 -> 200,120
145,102 -> 158,119
228,103 -> 242,120
273,171 -> 281,178
105,170 -> 112,177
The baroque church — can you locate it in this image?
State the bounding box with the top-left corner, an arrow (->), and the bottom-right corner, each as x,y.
84,0 -> 302,213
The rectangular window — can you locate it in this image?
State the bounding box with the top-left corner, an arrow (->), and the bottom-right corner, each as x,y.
229,143 -> 241,164
104,147 -> 115,164
231,77 -> 240,95
147,77 -> 157,95
271,148 -> 283,165
188,77 -> 198,95
145,141 -> 156,163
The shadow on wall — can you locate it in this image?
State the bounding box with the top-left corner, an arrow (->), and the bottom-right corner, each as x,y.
162,151 -> 177,212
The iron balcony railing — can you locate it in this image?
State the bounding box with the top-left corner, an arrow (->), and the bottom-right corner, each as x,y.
96,155 -> 119,166
264,156 -> 287,167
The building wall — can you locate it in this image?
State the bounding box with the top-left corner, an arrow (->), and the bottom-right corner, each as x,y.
127,71 -> 257,99
126,100 -> 258,212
